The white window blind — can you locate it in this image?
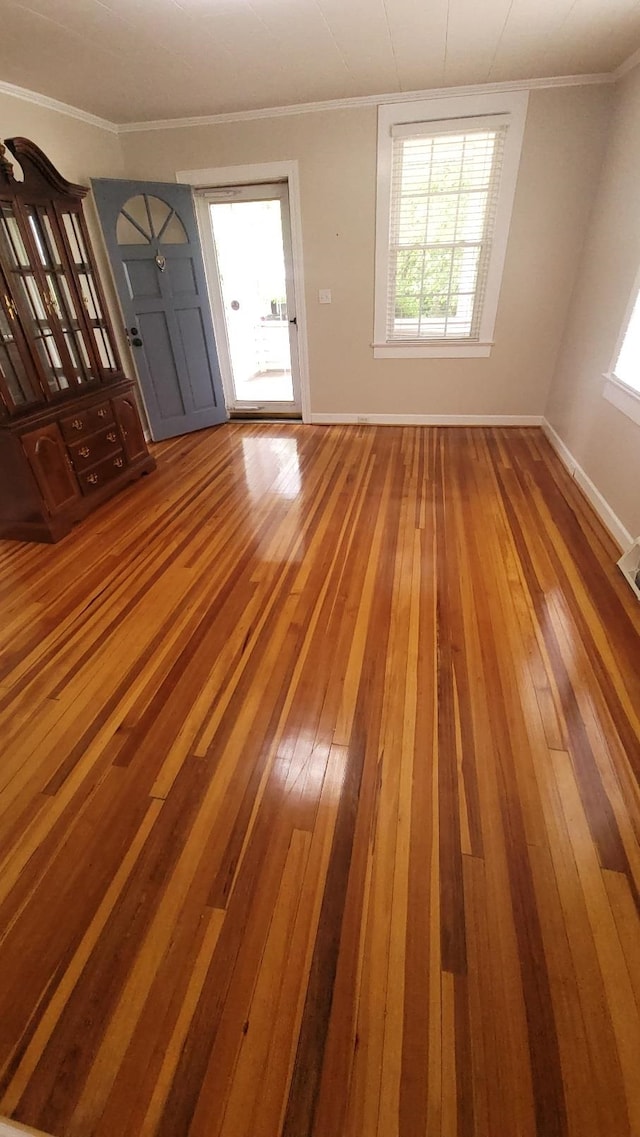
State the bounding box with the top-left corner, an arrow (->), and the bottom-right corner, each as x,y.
614,288 -> 640,393
387,119 -> 508,343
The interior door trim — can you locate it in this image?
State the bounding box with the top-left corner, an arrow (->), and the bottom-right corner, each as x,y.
177,161 -> 311,424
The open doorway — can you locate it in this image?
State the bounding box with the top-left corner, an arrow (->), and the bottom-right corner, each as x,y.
198,182 -> 302,418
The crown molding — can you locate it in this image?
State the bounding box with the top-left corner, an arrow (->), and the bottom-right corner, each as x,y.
0,70 -> 617,137
613,46 -> 640,78
116,72 -> 613,134
0,79 -> 118,134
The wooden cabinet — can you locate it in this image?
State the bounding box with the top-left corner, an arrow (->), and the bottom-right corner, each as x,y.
21,423 -> 81,515
0,137 -> 155,543
112,393 -> 148,464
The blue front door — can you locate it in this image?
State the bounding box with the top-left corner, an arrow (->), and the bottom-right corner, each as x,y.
92,179 -> 227,440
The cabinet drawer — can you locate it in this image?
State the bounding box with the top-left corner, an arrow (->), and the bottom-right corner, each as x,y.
69,424 -> 122,471
78,451 -> 126,495
60,401 -> 113,442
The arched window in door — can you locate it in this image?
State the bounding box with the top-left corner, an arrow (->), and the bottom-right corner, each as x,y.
116,194 -> 188,246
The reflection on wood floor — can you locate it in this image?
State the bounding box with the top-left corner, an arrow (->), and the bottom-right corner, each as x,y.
0,423 -> 639,1137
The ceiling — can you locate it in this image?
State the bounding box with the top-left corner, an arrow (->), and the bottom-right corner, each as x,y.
0,0 -> 639,126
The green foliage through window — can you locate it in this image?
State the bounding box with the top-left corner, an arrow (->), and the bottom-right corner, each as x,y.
394,247 -> 460,319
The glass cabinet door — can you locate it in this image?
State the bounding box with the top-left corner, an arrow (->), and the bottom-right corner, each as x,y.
57,207 -> 122,379
23,203 -> 98,388
0,200 -> 77,397
0,272 -> 41,411
0,191 -> 124,409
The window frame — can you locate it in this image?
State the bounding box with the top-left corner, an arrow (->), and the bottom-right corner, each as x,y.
610,268 -> 640,396
602,267 -> 640,428
373,91 -> 529,359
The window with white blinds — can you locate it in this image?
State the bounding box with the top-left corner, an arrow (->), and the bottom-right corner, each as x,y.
374,93 -> 528,358
387,121 -> 507,342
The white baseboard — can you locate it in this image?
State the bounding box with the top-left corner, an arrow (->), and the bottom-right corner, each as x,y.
0,1118 -> 55,1137
306,412 -> 633,551
309,413 -> 544,426
542,419 -> 633,551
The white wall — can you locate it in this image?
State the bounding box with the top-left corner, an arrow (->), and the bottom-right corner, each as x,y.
119,85 -> 612,420
0,92 -> 122,184
546,67 -> 640,541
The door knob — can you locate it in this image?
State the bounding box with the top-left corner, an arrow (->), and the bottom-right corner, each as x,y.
230,300 -> 240,311
132,337 -> 143,347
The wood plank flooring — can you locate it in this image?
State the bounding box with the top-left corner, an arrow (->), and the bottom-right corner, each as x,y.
0,423 -> 639,1137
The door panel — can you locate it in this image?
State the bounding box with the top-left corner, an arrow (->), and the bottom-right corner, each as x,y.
124,260 -> 160,298
112,393 -> 148,464
175,308 -> 220,410
91,180 -> 227,440
137,311 -> 186,420
167,259 -> 198,296
22,423 -> 81,515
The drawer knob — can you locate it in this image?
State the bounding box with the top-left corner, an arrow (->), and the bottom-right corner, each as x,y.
98,408 -> 108,418
79,446 -> 90,458
71,418 -> 83,431
106,431 -> 117,443
87,473 -> 99,485
114,457 -> 124,468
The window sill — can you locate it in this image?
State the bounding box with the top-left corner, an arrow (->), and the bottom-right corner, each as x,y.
373,342 -> 493,359
602,373 -> 640,428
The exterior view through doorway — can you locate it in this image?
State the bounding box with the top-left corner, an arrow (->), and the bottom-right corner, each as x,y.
198,182 -> 302,418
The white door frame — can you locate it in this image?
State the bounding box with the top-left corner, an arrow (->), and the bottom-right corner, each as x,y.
199,181 -> 301,414
177,161 -> 311,423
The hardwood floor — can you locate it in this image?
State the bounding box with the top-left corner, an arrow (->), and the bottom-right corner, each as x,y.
0,423 -> 639,1137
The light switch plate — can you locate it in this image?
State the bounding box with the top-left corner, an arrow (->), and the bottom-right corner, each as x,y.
319,289 -> 332,304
